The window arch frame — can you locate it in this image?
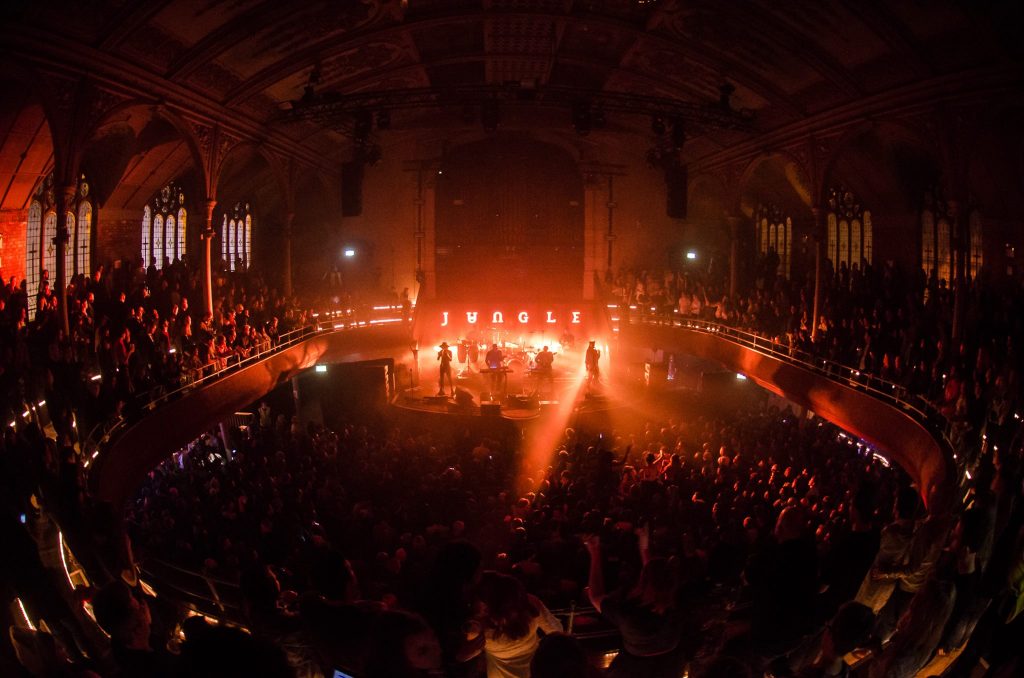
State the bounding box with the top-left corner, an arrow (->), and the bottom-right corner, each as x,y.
827,187 -> 872,272
142,182 -> 187,270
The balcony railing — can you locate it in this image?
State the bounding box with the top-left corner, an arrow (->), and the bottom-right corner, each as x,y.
80,305 -> 412,469
608,302 -> 960,459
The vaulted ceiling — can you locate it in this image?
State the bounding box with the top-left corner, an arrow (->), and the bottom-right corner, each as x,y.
1,0 -> 1022,211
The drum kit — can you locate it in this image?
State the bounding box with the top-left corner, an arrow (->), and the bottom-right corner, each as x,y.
451,330 -> 556,397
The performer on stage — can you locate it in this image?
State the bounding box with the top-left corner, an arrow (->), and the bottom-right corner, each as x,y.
437,342 -> 454,396
534,345 -> 554,396
485,343 -> 505,394
585,340 -> 601,390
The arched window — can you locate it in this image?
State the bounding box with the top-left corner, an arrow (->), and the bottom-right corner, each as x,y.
969,210 -> 983,279
936,216 -> 951,285
921,209 -> 935,277
77,200 -> 92,278
827,187 -> 872,271
26,199 -> 43,317
141,183 -> 186,269
754,204 -> 792,277
141,205 -> 152,266
24,175 -> 92,318
177,208 -> 187,261
43,211 -> 56,287
863,211 -> 873,265
165,215 -> 175,265
64,211 -> 75,281
221,202 -> 253,271
152,215 -> 164,268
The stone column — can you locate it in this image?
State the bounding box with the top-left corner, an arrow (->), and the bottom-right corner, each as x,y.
55,184 -> 76,336
283,212 -> 294,297
810,206 -> 824,342
201,199 -> 217,316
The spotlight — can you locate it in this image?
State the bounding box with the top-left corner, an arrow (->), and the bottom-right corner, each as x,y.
481,100 -> 500,133
686,250 -> 697,260
651,116 -> 665,136
315,364 -> 328,373
343,248 -> 356,258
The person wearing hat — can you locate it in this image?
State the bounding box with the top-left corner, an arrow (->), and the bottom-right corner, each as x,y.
438,341 -> 454,396
585,340 -> 601,390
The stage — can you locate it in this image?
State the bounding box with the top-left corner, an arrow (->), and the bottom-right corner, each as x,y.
396,340 -> 613,423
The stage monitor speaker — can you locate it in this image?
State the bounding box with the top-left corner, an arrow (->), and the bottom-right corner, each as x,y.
342,161 -> 364,217
454,387 -> 475,407
481,402 -> 502,416
665,163 -> 688,219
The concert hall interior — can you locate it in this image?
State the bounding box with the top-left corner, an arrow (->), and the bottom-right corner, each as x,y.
2,1 -> 1024,677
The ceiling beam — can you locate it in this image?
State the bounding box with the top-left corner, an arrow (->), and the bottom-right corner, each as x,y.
839,0 -> 932,78
0,26 -> 339,179
97,0 -> 170,51
166,0 -> 319,80
314,52 -> 715,105
222,10 -> 801,116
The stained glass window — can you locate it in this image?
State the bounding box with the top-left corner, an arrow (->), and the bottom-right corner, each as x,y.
64,212 -> 76,281
851,219 -> 861,270
25,174 -> 91,317
828,187 -> 871,272
221,215 -> 229,264
26,200 -> 42,319
921,209 -> 935,276
153,215 -> 164,269
937,217 -> 951,284
165,215 -> 175,266
236,220 -> 244,268
142,206 -> 152,266
863,211 -> 872,265
177,208 -> 187,261
244,214 -> 252,269
754,205 -> 791,277
838,219 -> 849,267
143,183 -> 186,269
77,201 -> 92,277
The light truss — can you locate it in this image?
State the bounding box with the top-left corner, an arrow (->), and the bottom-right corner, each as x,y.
277,83 -> 754,136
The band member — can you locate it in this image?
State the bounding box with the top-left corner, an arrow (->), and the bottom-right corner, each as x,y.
534,345 -> 554,396
585,340 -> 601,389
485,343 -> 505,393
437,342 -> 454,396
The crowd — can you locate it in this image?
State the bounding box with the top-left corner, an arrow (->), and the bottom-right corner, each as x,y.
0,255 -> 312,446
608,254 -> 1024,457
1,247 -> 1022,677
108,396 -> 1015,677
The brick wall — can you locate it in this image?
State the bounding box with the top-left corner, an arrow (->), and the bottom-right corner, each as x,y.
0,208 -> 28,284
93,208 -> 141,268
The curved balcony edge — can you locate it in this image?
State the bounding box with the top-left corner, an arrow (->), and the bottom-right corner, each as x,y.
89,326 -> 413,510
621,323 -> 955,511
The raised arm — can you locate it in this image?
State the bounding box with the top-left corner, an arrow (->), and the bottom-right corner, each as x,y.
584,534 -> 606,612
